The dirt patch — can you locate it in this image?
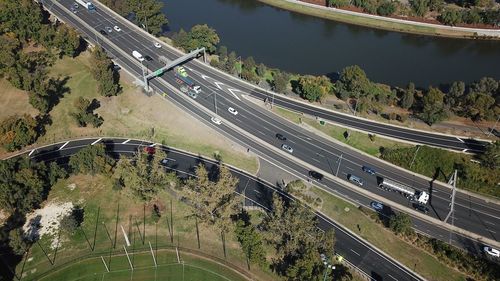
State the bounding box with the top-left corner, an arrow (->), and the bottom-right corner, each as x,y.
23,201 -> 73,249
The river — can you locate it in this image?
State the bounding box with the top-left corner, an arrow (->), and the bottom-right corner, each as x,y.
162,0 -> 500,87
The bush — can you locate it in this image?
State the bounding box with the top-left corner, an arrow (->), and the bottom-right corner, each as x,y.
0,114 -> 39,151
377,1 -> 396,16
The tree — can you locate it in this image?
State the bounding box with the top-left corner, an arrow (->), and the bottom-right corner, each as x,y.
420,87 -> 448,125
0,114 -> 39,151
377,1 -> 396,16
389,213 -> 414,235
225,51 -> 238,74
60,213 -> 79,234
327,0 -> 350,7
217,45 -> 228,62
243,56 -> 256,71
439,8 -> 463,26
400,82 -> 416,109
0,34 -> 20,76
182,164 -> 239,233
272,70 -> 290,93
71,97 -> 104,127
446,81 -> 465,110
173,24 -> 220,54
464,92 -> 495,120
409,0 -> 429,17
0,0 -> 44,43
297,75 -> 333,102
479,141 -> 499,169
335,65 -> 371,100
285,242 -> 324,281
8,229 -> 28,255
90,46 -> 121,97
234,219 -> 266,267
125,0 -> 168,36
256,63 -> 267,78
48,161 -> 68,186
114,148 -> 173,201
53,24 -> 81,58
69,144 -> 115,175
470,77 -> 498,95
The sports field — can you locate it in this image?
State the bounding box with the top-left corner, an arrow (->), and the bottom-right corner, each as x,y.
38,249 -> 248,281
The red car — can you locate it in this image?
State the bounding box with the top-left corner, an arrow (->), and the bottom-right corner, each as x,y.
143,146 -> 156,155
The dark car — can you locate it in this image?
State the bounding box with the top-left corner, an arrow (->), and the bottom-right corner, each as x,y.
99,30 -> 107,36
276,133 -> 286,141
308,170 -> 324,181
362,165 -> 376,175
413,203 -> 429,214
144,55 -> 153,61
143,146 -> 156,155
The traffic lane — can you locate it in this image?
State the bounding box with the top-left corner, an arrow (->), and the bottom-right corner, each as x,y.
46,1 -> 496,245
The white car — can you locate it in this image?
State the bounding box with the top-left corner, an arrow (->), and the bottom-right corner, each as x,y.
228,107 -> 238,115
105,26 -> 112,33
370,202 -> 384,211
281,144 -> 293,153
114,25 -> 121,32
211,117 -> 221,125
154,42 -> 162,48
484,246 -> 500,257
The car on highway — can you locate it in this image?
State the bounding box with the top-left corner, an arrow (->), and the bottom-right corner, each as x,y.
371,201 -> 383,211
73,3 -> 79,9
154,42 -> 162,48
228,107 -> 238,115
70,6 -> 77,13
187,91 -> 197,99
143,146 -> 155,155
362,165 -> 376,175
144,55 -> 153,61
348,174 -> 364,186
114,25 -> 121,32
309,170 -> 324,181
105,26 -> 112,33
161,158 -> 169,165
211,117 -> 222,125
275,133 -> 286,141
484,246 -> 500,257
413,203 -> 429,214
281,144 -> 293,153
99,29 -> 107,36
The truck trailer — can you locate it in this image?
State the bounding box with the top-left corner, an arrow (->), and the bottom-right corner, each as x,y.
75,0 -> 96,12
174,66 -> 201,94
378,178 -> 429,205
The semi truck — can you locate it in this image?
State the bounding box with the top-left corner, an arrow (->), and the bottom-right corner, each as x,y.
75,0 -> 96,12
378,178 -> 429,205
174,66 -> 201,94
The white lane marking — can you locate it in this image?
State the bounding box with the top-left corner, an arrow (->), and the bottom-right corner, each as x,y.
59,141 -> 70,150
122,139 -> 130,144
262,126 -> 271,131
255,190 -> 261,194
485,221 -> 495,226
227,88 -> 242,101
388,274 -> 398,281
350,249 -> 360,256
257,130 -> 266,135
312,158 -> 321,163
288,140 -> 296,144
456,137 -> 465,143
201,74 -> 210,80
462,148 -> 468,153
28,149 -> 36,156
91,138 -> 102,145
214,81 -> 224,90
487,229 -> 496,234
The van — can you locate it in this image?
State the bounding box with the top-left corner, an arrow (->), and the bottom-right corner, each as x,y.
348,174 -> 364,186
132,50 -> 144,62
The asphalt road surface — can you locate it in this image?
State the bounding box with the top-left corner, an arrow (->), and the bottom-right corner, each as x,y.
41,0 -> 500,247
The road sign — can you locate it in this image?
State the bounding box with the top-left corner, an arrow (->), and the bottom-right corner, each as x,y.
153,69 -> 163,76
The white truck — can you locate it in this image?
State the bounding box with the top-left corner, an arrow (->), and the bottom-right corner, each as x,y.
379,178 -> 429,205
75,0 -> 96,12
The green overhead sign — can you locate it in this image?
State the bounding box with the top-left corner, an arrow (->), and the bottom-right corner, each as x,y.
153,69 -> 163,76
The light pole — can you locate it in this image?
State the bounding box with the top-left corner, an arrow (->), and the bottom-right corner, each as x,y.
236,56 -> 242,78
487,115 -> 499,137
335,154 -> 343,177
213,89 -> 218,115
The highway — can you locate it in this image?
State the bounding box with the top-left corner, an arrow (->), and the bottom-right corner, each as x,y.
41,0 -> 500,249
16,137 -> 423,281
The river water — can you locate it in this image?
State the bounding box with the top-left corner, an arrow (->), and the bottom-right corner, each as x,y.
162,0 -> 500,87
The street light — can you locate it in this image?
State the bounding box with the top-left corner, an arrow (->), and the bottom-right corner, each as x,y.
236,56 -> 242,78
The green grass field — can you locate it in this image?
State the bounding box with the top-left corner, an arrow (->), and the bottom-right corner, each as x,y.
39,250 -> 247,281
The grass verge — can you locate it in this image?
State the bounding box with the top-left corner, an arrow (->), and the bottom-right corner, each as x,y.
257,0 -> 477,38
273,106 -> 412,156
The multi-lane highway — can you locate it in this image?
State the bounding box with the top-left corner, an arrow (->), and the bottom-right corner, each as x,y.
41,0 -> 500,249
14,137 -> 423,281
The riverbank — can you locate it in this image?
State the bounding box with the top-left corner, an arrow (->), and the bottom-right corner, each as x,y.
258,0 -> 500,39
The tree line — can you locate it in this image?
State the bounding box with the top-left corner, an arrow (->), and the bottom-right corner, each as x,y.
326,0 -> 500,27
0,0 -> 121,151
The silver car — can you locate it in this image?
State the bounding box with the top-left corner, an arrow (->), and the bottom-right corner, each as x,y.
281,144 -> 293,153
